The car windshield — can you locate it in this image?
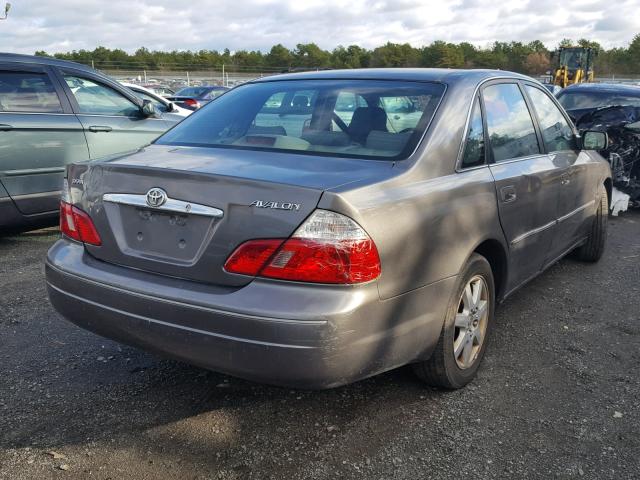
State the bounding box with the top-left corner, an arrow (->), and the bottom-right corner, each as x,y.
176,87 -> 211,97
156,79 -> 445,160
558,90 -> 640,110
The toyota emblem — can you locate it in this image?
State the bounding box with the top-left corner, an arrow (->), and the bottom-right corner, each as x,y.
146,188 -> 167,208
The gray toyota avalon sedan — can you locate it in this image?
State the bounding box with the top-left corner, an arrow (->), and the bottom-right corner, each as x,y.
46,69 -> 612,389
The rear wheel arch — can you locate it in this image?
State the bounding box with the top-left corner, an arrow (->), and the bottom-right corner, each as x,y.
472,239 -> 508,302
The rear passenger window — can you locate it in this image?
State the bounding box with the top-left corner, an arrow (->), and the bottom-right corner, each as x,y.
483,83 -> 540,162
0,71 -> 62,113
525,86 -> 576,153
461,97 -> 485,168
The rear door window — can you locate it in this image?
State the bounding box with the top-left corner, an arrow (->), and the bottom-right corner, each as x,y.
460,97 -> 485,168
64,75 -> 139,116
0,71 -> 62,113
483,83 -> 540,162
525,86 -> 576,153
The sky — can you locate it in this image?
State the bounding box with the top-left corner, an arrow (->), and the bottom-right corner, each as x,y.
1,0 -> 639,55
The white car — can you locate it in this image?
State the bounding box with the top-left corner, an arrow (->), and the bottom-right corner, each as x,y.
121,82 -> 191,120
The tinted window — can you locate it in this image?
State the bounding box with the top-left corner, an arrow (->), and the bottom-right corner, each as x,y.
0,71 -> 62,113
461,97 -> 485,168
157,79 -> 445,160
557,90 -> 640,110
483,83 -> 540,162
65,76 -> 139,116
525,86 -> 575,152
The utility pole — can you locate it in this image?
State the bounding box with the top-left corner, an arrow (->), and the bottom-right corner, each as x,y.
0,3 -> 11,20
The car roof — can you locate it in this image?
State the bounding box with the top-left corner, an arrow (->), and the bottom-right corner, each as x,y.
251,68 -> 534,85
560,82 -> 640,95
0,52 -> 96,73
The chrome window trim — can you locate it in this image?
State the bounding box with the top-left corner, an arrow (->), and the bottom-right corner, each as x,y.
103,193 -> 224,218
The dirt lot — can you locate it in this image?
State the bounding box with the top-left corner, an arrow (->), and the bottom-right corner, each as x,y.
1,212 -> 639,480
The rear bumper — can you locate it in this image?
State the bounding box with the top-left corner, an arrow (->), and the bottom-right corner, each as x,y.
46,240 -> 454,388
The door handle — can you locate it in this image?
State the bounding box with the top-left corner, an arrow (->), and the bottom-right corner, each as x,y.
0,124 -> 13,131
88,125 -> 113,133
500,185 -> 517,203
561,173 -> 571,186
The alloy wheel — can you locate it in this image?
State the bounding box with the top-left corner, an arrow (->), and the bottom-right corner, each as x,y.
453,275 -> 489,369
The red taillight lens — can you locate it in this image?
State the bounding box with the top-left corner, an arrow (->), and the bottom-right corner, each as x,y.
260,238 -> 380,284
223,239 -> 283,276
224,210 -> 381,284
184,98 -> 200,108
60,201 -> 102,246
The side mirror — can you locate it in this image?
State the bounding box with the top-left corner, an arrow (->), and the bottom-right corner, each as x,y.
141,99 -> 156,117
166,102 -> 175,112
581,130 -> 608,151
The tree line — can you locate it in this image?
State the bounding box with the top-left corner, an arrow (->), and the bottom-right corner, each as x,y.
35,35 -> 640,76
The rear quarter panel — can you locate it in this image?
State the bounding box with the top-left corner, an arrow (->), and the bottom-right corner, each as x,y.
320,167 -> 504,300
319,78 -> 507,300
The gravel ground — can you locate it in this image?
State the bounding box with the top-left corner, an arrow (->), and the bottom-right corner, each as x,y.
0,212 -> 638,480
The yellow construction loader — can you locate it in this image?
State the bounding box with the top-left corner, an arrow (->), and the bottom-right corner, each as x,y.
552,47 -> 596,88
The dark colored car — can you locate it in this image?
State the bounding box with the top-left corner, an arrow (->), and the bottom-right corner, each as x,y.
46,69 -> 611,389
0,53 -> 182,232
557,82 -> 640,121
166,86 -> 228,110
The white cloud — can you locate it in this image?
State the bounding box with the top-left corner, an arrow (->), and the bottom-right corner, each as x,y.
0,0 -> 638,55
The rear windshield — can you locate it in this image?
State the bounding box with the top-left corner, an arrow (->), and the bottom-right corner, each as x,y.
558,90 -> 640,110
175,86 -> 210,97
156,79 -> 445,160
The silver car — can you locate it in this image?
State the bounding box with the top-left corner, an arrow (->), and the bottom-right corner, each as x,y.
46,69 -> 612,389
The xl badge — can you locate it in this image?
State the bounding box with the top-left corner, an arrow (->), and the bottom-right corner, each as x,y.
250,200 -> 301,211
146,188 -> 168,208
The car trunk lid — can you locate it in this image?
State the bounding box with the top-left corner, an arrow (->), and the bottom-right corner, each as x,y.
69,145 -> 394,286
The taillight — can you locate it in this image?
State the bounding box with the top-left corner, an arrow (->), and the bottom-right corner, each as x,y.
224,210 -> 381,284
60,201 -> 102,246
184,98 -> 200,109
222,239 -> 284,276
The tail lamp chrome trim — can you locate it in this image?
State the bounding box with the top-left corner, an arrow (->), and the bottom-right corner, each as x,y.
102,193 -> 224,218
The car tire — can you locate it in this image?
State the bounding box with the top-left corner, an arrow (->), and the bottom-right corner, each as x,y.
573,185 -> 608,263
413,253 -> 495,389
